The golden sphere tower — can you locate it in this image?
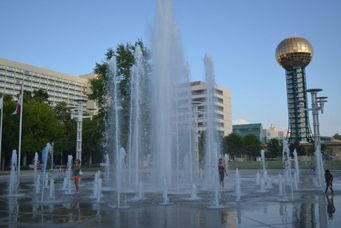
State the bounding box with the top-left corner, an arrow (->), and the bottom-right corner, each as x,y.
276,37 -> 314,144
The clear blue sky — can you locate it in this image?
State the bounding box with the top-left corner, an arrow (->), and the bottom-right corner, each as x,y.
1,0 -> 340,136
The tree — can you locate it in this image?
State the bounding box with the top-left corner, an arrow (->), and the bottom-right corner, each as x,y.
88,40 -> 151,155
22,100 -> 64,166
1,95 -> 64,169
222,133 -> 244,158
53,102 -> 76,164
243,134 -> 261,159
266,138 -> 281,158
333,133 -> 341,141
32,89 -> 49,102
82,115 -> 104,165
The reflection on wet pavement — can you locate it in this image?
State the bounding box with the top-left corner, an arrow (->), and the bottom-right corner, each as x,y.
0,170 -> 340,227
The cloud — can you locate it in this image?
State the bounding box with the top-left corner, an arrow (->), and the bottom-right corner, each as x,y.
232,119 -> 249,125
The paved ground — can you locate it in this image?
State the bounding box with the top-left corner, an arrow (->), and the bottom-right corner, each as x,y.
0,169 -> 340,227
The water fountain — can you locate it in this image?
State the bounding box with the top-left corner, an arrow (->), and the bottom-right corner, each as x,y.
127,45 -> 144,195
235,168 -> 241,201
282,140 -> 294,199
8,150 -> 18,196
63,155 -> 73,195
40,143 -> 53,202
92,171 -> 100,199
293,149 -> 300,182
33,152 -> 39,190
104,154 -> 110,185
0,1 -> 337,227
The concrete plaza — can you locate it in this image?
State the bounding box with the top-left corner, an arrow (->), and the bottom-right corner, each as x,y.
0,169 -> 340,227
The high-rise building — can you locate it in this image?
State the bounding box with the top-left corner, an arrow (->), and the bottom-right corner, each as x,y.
191,81 -> 232,136
276,37 -> 314,144
0,58 -> 96,111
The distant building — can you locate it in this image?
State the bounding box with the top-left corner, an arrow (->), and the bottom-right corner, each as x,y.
0,57 -> 97,112
233,123 -> 265,143
262,124 -> 286,143
190,81 -> 232,136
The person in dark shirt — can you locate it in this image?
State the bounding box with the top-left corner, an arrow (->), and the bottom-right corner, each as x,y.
218,158 -> 228,189
325,169 -> 334,194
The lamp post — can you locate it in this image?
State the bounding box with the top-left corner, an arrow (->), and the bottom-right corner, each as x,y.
306,88 -> 328,186
71,99 -> 92,164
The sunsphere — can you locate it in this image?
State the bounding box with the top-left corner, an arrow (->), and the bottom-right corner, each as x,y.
276,37 -> 313,70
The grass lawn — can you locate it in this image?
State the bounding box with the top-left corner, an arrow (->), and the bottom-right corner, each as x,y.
228,160 -> 341,170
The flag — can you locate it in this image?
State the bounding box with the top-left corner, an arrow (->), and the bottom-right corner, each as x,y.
0,96 -> 3,110
12,85 -> 23,115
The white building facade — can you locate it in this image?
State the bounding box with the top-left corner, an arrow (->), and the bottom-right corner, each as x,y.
191,81 -> 232,136
0,58 -> 94,109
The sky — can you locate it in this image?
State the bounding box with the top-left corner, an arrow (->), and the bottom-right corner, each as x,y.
0,0 -> 340,136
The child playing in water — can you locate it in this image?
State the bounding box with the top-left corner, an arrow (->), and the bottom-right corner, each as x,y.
73,159 -> 81,192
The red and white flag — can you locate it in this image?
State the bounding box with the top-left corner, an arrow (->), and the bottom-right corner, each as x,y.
12,85 -> 23,115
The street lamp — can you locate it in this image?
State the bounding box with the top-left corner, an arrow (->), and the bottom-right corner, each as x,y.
306,88 -> 328,186
71,98 -> 92,164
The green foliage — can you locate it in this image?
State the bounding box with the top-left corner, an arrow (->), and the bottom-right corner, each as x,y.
243,134 -> 262,159
32,89 -> 49,102
1,96 -> 64,169
333,133 -> 341,140
22,100 -> 64,158
222,133 -> 244,156
88,40 -> 151,154
82,114 -> 104,165
53,102 -> 76,159
266,138 -> 282,158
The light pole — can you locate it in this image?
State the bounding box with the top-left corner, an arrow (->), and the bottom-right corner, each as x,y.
71,99 -> 92,164
306,88 -> 328,186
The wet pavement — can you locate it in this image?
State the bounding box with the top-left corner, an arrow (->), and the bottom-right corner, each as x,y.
0,169 -> 340,227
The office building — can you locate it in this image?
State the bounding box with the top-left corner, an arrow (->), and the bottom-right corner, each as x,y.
191,81 -> 232,136
233,123 -> 265,143
0,57 -> 96,110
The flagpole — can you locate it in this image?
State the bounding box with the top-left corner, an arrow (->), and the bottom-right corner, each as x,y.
0,96 -> 3,170
18,84 -> 24,175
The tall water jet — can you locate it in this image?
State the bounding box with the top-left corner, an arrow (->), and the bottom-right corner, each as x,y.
278,174 -> 283,196
64,155 -> 73,194
128,45 -> 144,193
224,154 -> 229,172
41,143 -> 52,201
203,55 -> 220,190
33,152 -> 39,191
92,171 -> 100,199
106,56 -> 123,207
49,178 -> 55,199
235,169 -> 241,201
260,150 -> 268,181
282,140 -> 294,198
8,150 -> 18,196
104,154 -> 110,185
293,149 -> 300,182
150,0 -> 195,191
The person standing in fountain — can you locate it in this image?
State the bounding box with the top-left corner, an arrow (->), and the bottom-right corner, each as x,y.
325,169 -> 334,194
218,158 -> 228,189
73,159 -> 81,192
